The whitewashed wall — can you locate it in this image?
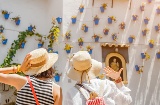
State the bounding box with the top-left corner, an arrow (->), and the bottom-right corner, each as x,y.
0,0 -> 160,105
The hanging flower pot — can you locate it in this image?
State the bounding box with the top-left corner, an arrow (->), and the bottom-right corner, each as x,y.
155,25 -> 160,32
149,39 -> 154,48
140,3 -> 145,11
92,34 -> 102,42
112,33 -> 118,41
79,42 -> 83,46
144,17 -> 150,25
88,49 -> 92,54
156,52 -> 160,59
71,16 -> 77,24
86,45 -> 93,54
48,48 -> 53,53
78,37 -> 84,47
141,53 -> 146,59
36,37 -> 44,48
21,42 -> 26,49
66,50 -> 71,54
12,16 -> 21,25
79,5 -> 84,13
108,16 -> 116,24
108,17 -> 112,24
56,17 -> 62,24
38,43 -> 43,48
0,25 -> 4,33
28,25 -> 36,32
135,65 -> 139,71
64,43 -> 73,54
156,6 -> 160,14
142,28 -> 149,36
149,43 -> 154,48
128,35 -> 135,43
2,39 -> 8,45
54,75 -> 60,82
94,15 -> 99,25
2,10 -> 10,20
100,3 -> 107,13
132,15 -> 138,21
119,22 -> 125,29
103,28 -> 109,35
65,31 -> 71,40
81,24 -> 88,32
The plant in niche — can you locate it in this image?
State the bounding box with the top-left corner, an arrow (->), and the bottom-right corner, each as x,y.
78,37 -> 84,47
65,31 -> 71,40
11,16 -> 21,25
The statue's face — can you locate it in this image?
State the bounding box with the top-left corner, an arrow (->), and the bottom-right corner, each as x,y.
113,59 -> 116,62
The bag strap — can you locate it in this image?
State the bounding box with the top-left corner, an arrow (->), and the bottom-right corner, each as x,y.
26,76 -> 40,105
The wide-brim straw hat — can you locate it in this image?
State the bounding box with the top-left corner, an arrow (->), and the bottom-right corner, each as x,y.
67,51 -> 102,82
24,48 -> 58,75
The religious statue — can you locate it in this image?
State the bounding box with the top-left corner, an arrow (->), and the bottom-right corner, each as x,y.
110,58 -> 119,72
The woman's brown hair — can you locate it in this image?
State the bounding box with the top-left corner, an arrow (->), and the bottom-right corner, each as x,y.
35,67 -> 55,78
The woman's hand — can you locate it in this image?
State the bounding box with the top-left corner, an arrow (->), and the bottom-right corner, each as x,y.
20,54 -> 31,73
104,66 -> 123,80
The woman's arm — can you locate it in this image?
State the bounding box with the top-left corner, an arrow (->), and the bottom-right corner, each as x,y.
53,83 -> 62,105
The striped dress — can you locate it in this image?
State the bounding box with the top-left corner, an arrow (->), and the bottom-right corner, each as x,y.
16,76 -> 55,105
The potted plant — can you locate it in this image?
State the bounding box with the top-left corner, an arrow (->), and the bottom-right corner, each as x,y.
20,40 -> 26,49
1,35 -> 8,45
132,15 -> 138,21
128,35 -> 135,43
144,17 -> 150,24
149,39 -> 154,48
53,67 -> 62,82
100,3 -> 107,13
108,16 -> 116,24
71,16 -> 77,24
56,17 -> 62,24
78,37 -> 84,47
65,31 -> 71,40
141,53 -> 146,59
79,4 -> 84,13
103,27 -> 109,35
135,65 -> 143,74
11,16 -> 21,25
1,10 -> 10,19
140,2 -> 145,11
112,33 -> 118,41
28,25 -> 36,32
155,24 -> 160,32
37,37 -> 44,48
142,28 -> 149,36
135,65 -> 139,71
156,6 -> 160,14
94,15 -> 100,25
119,22 -> 125,29
86,45 -> 93,54
92,34 -> 102,42
141,52 -> 150,60
0,25 -> 4,33
156,51 -> 160,59
64,43 -> 73,54
81,24 -> 88,32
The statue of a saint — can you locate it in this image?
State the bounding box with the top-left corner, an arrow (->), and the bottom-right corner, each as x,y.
110,58 -> 119,72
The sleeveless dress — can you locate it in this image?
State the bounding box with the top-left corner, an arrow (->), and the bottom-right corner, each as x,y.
16,76 -> 54,105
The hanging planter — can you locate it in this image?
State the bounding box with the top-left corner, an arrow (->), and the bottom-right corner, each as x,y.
119,22 -> 125,29
71,16 -> 77,24
144,17 -> 150,25
1,35 -> 8,45
155,24 -> 160,32
48,48 -> 53,53
103,28 -> 109,35
156,52 -> 160,59
81,24 -> 88,32
64,43 -> 73,54
92,34 -> 102,42
20,41 -> 26,49
108,16 -> 116,24
54,74 -> 60,82
141,53 -> 146,59
142,28 -> 149,36
78,37 -> 84,47
37,37 -> 44,48
86,45 -> 93,54
100,3 -> 107,13
156,6 -> 160,14
53,68 -> 62,82
0,25 -> 4,33
135,65 -> 139,71
140,3 -> 145,11
28,25 -> 36,32
128,35 -> 135,43
1,10 -> 10,20
56,17 -> 62,24
132,15 -> 138,21
148,39 -> 154,48
65,31 -> 71,40
112,33 -> 118,41
79,5 -> 84,13
94,15 -> 100,25
12,16 -> 21,25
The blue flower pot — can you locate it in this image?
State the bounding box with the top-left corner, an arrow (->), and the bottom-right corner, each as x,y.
144,19 -> 149,24
71,18 -> 77,24
54,75 -> 60,82
141,53 -> 146,59
48,48 -> 53,53
79,42 -> 83,46
28,26 -> 33,32
21,42 -> 25,49
56,17 -> 62,24
94,19 -> 99,25
100,7 -> 104,13
140,6 -> 144,11
2,39 -> 8,45
156,9 -> 160,14
53,51 -> 58,54
95,37 -> 99,42
149,43 -> 154,48
4,13 -> 9,19
155,26 -> 159,31
84,26 -> 88,32
156,53 -> 160,59
66,50 -> 71,54
128,37 -> 133,43
15,19 -> 21,25
104,31 -> 109,35
0,29 -> 4,33
112,35 -> 117,41
132,16 -> 137,21
66,35 -> 70,40
38,43 -> 43,48
142,30 -> 146,36
88,49 -> 92,54
135,65 -> 139,71
108,18 -> 112,24
148,0 -> 152,3
79,8 -> 84,13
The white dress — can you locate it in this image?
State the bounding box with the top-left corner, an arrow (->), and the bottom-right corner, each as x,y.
64,79 -> 132,105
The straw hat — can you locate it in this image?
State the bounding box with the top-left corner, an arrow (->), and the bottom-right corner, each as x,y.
67,51 -> 102,82
24,48 -> 58,75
